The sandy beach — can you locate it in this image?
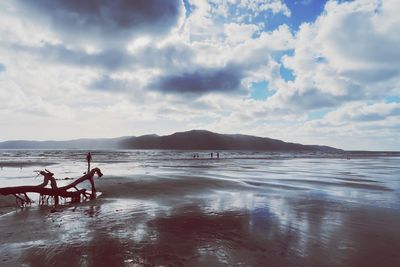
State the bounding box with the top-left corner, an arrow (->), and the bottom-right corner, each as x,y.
1,150 -> 400,266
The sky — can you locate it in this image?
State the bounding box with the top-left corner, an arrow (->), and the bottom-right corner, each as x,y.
0,0 -> 399,151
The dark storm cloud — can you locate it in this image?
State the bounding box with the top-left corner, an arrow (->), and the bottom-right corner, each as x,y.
17,0 -> 182,43
149,65 -> 244,95
87,65 -> 245,95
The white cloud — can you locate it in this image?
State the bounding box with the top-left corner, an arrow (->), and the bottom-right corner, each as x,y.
224,23 -> 260,45
325,101 -> 400,123
275,0 -> 400,111
0,1 -> 60,47
299,102 -> 400,150
237,0 -> 291,17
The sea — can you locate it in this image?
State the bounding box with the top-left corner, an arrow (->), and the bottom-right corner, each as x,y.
1,149 -> 400,266
1,149 -> 399,209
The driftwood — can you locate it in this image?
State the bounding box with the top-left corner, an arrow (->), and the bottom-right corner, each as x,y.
0,168 -> 103,207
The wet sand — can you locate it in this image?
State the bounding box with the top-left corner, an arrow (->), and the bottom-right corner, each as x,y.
0,196 -> 15,216
1,151 -> 400,266
1,173 -> 400,267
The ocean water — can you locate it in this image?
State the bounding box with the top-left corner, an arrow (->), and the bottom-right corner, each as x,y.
1,150 -> 399,210
1,150 -> 400,266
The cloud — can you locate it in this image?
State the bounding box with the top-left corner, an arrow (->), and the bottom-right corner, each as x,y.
274,0 -> 400,111
4,0 -> 294,97
320,1 -> 400,83
149,64 -> 244,95
89,74 -> 134,92
325,102 -> 400,123
8,39 -> 195,73
268,77 -> 365,111
16,0 -> 184,45
237,0 -> 291,17
292,101 -> 400,150
189,0 -> 291,20
224,23 -> 260,45
34,43 -> 132,71
234,101 -> 400,151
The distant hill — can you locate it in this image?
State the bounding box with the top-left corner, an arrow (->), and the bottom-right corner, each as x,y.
0,137 -> 128,149
0,130 -> 342,152
120,130 -> 341,152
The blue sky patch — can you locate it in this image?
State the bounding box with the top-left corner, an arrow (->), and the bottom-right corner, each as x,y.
250,81 -> 274,101
0,63 -> 6,72
280,65 -> 295,82
271,50 -> 295,82
183,0 -> 193,17
384,95 -> 400,103
272,50 -> 294,61
283,0 -> 328,30
272,49 -> 295,82
315,56 -> 327,63
256,12 -> 288,32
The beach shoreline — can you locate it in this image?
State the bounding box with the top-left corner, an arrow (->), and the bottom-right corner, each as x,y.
1,151 -> 400,266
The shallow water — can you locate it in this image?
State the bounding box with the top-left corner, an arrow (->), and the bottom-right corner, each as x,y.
1,150 -> 400,266
1,150 -> 399,209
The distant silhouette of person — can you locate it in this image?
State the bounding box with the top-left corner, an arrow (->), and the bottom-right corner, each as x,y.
86,152 -> 92,173
211,152 -> 213,159
217,152 -> 219,159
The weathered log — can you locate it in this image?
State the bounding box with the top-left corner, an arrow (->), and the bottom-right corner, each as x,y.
0,186 -> 86,198
0,167 -> 103,207
59,168 -> 103,191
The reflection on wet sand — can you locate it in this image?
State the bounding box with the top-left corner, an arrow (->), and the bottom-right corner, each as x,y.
1,188 -> 399,267
1,151 -> 400,266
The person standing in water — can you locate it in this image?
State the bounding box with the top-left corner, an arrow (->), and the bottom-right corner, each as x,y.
86,152 -> 92,173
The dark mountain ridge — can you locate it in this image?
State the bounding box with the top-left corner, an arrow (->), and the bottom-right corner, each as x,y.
119,130 -> 342,152
0,130 -> 342,152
